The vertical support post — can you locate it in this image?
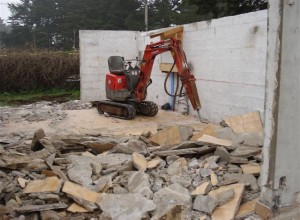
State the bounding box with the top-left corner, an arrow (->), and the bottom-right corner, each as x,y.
145,0 -> 148,31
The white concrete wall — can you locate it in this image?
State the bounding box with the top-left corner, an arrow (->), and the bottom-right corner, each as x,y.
80,10 -> 267,122
80,30 -> 139,101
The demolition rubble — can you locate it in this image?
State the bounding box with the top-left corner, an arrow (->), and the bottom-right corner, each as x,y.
0,103 -> 264,220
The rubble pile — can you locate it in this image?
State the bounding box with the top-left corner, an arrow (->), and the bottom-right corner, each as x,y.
0,113 -> 264,220
0,101 -> 92,126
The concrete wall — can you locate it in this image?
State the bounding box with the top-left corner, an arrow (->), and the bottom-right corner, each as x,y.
260,0 -> 300,214
80,30 -> 139,101
80,10 -> 267,122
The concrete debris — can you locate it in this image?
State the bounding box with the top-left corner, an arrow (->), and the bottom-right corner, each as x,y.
193,195 -> 218,214
97,193 -> 156,220
0,115 -> 264,219
132,152 -> 147,171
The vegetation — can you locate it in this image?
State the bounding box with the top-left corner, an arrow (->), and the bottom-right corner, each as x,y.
0,0 -> 268,50
0,89 -> 80,106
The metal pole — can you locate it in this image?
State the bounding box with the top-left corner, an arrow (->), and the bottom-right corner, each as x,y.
145,0 -> 148,31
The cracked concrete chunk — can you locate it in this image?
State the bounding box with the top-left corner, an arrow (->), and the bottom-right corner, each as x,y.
151,183 -> 191,220
193,195 -> 218,214
62,181 -> 100,211
97,193 -> 156,220
24,177 -> 62,194
128,171 -> 153,198
191,181 -> 212,196
132,152 -> 147,171
113,140 -> 148,155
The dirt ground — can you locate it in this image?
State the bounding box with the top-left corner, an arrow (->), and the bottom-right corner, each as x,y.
0,103 -> 209,138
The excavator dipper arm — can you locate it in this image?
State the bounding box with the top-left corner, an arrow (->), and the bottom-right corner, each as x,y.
134,38 -> 201,111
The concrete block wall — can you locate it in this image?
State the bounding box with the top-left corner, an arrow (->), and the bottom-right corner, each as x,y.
80,30 -> 140,101
80,10 -> 267,122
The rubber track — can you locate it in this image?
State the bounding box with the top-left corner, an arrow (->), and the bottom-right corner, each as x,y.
139,101 -> 158,117
97,100 -> 136,120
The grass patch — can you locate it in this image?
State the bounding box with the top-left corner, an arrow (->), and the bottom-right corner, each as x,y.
0,89 -> 80,106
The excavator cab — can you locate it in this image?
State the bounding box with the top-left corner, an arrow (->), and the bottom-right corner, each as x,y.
106,56 -> 140,101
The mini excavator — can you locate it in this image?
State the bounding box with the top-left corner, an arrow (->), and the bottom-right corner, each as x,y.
97,37 -> 202,120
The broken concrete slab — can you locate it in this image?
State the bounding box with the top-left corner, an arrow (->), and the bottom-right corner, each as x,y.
191,181 -> 212,196
113,140 -> 148,155
151,183 -> 191,220
230,146 -> 262,158
235,198 -> 258,219
215,146 -> 231,163
215,188 -> 235,206
223,173 -> 258,191
67,203 -> 89,213
15,203 -> 68,214
153,146 -> 216,157
23,176 -> 62,194
62,181 -> 100,211
237,132 -> 263,147
193,195 -> 218,214
149,126 -> 182,146
209,184 -> 245,220
191,125 -> 216,141
97,193 -> 156,220
128,171 -> 153,199
197,135 -> 232,148
224,111 -> 263,134
96,153 -> 132,167
240,163 -> 261,176
132,152 -> 147,171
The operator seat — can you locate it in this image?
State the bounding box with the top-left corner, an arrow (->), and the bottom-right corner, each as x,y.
108,56 -> 125,75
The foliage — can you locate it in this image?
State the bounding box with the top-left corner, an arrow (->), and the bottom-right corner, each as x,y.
0,0 -> 268,50
0,51 -> 79,92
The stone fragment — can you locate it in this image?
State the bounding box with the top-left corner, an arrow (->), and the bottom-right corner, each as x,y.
17,177 -> 29,188
132,152 -> 147,171
224,173 -> 258,191
237,132 -> 263,147
170,175 -> 192,188
191,181 -> 212,196
113,140 -> 148,155
149,126 -> 182,146
67,165 -> 93,187
97,193 -> 156,220
178,125 -> 194,141
67,203 -> 89,213
82,137 -> 119,153
215,146 -> 231,163
128,171 -> 153,198
147,157 -> 161,169
193,195 -> 218,214
210,172 -> 218,186
62,181 -> 100,211
224,111 -> 263,134
31,128 -> 46,151
215,188 -> 234,206
230,156 -> 248,164
191,125 -> 216,141
230,146 -> 262,158
113,185 -> 128,194
199,168 -> 211,178
151,183 -> 191,220
236,198 -> 258,219
188,158 -> 199,169
209,184 -> 245,220
97,153 -> 132,167
197,135 -> 232,148
154,146 -> 216,157
166,155 -> 180,164
94,176 -> 111,192
81,151 -> 95,157
24,177 -> 62,194
240,163 -> 261,176
167,161 -> 182,176
15,203 -> 68,214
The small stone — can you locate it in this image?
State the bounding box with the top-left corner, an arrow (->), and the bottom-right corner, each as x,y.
67,203 -> 89,213
210,171 -> 218,186
128,171 -> 153,199
215,188 -> 234,206
31,128 -> 46,151
132,152 -> 147,171
193,195 -> 218,214
215,146 -> 231,163
199,168 -> 211,178
166,155 -> 180,164
167,161 -> 182,176
188,158 -> 199,169
170,175 -> 192,188
147,157 -> 161,169
17,177 -> 29,188
113,140 -> 148,155
191,181 -> 212,196
113,185 -> 128,194
24,177 -> 62,194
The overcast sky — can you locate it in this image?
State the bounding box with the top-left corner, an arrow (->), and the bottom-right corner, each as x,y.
0,0 -> 20,22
